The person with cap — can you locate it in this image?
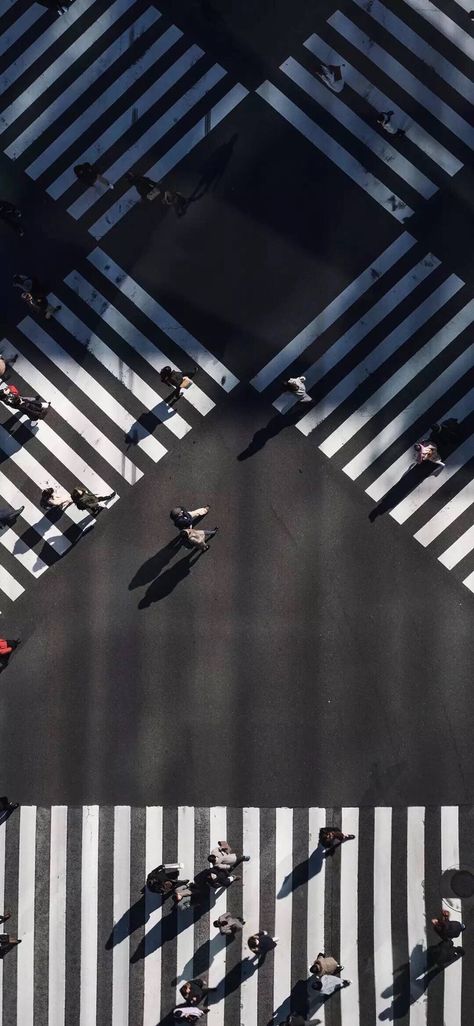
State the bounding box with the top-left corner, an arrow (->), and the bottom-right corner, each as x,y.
160,365 -> 198,402
69,487 -> 116,516
170,505 -> 210,531
74,162 -> 113,189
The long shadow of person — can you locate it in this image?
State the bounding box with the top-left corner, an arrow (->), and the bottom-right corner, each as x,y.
138,553 -> 200,608
368,462 -> 434,522
187,134 -> 238,203
172,932 -> 227,985
379,941 -> 462,1021
278,846 -> 324,900
238,406 -> 304,461
105,889 -> 161,949
131,890 -> 212,963
205,954 -> 260,1006
129,539 -> 181,590
271,978 -> 317,1026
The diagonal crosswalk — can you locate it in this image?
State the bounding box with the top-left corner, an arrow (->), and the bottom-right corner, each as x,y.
0,804 -> 471,1026
0,0 -> 248,239
251,231 -> 474,596
0,252 -> 238,607
257,0 -> 473,221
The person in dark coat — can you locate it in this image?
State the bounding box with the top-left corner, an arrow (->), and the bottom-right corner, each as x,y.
146,864 -> 187,895
170,505 -> 210,530
179,979 -> 209,1006
319,827 -> 355,855
0,640 -> 20,668
74,162 -> 113,189
2,386 -> 50,421
126,172 -> 161,201
0,507 -> 24,529
213,912 -> 245,937
70,487 -> 115,516
0,202 -> 24,237
0,797 -> 19,814
160,365 -> 198,402
12,274 -> 61,319
248,931 -> 278,958
431,909 -> 466,941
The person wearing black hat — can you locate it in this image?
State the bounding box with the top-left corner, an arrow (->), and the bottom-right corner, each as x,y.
170,505 -> 210,530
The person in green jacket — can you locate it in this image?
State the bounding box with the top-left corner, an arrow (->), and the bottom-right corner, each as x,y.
70,487 -> 115,516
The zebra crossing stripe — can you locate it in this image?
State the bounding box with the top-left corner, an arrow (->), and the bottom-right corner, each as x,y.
80,806 -> 99,1026
400,0 -> 474,61
441,806 -> 462,1026
17,806 -> 36,1026
0,5 -> 44,62
374,808 -> 392,1023
48,806 -> 67,1026
303,33 -> 462,177
176,807 -> 194,1007
209,808 -> 227,1026
462,566 -> 474,593
0,560 -> 24,601
257,79 -> 413,222
241,808 -> 259,1026
0,0 -> 91,99
440,522 -> 474,571
0,467 -> 69,556
113,807 -> 131,1026
0,421 -> 88,528
415,477 -> 474,547
7,5 -> 161,160
330,11 -> 474,151
143,808 -> 163,1026
89,82 -> 249,242
281,55 -> 437,199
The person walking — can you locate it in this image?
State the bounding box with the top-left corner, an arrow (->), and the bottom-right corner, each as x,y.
180,526 -> 218,553
0,934 -> 21,953
431,909 -> 466,942
0,797 -> 19,814
213,912 -> 245,937
0,354 -> 17,381
146,863 -> 187,895
160,365 -> 198,401
126,172 -> 161,201
312,976 -> 351,994
0,640 -> 20,666
40,487 -> 72,511
179,979 -> 210,1006
74,162 -> 113,189
317,63 -> 344,92
319,827 -> 355,855
0,507 -> 24,529
376,111 -> 405,137
0,913 -> 11,925
310,952 -> 343,977
173,1008 -> 207,1022
2,386 -> 50,421
69,487 -> 115,516
0,201 -> 24,237
12,274 -> 61,319
208,840 -> 250,870
248,931 -> 278,957
161,187 -> 187,215
281,376 -> 312,403
173,881 -> 207,911
170,505 -> 210,530
414,441 -> 445,467
207,864 -> 239,890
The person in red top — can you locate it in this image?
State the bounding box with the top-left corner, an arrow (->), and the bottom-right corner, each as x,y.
0,638 -> 20,665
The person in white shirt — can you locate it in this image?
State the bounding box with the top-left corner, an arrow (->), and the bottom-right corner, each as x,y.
281,376 -> 312,403
317,63 -> 344,92
173,1007 -> 207,1021
312,976 -> 351,994
376,111 -> 405,138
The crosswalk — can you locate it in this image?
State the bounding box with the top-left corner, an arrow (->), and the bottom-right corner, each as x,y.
0,0 -> 248,239
0,804 -> 471,1026
0,249 -> 238,607
257,0 -> 473,221
251,231 -> 474,595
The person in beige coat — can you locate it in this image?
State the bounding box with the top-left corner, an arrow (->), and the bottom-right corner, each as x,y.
208,840 -> 250,870
180,526 -> 218,553
310,952 -> 343,977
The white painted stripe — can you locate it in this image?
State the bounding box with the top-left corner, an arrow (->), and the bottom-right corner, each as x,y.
208,808 -> 227,1025
463,567 -> 474,593
282,56 -> 436,198
80,806 -> 99,1026
440,513 -> 474,573
0,560 -> 24,601
241,809 -> 260,1026
67,62 -> 225,219
88,249 -> 237,395
9,6 -> 160,159
13,347 -> 142,484
89,83 -> 249,240
253,232 -> 415,391
440,805 -> 463,1026
143,807 -> 163,1026
0,467 -> 71,555
257,80 -> 413,221
303,34 -> 462,176
307,809 -> 326,1026
17,806 -> 36,1026
340,810 -> 359,1025
60,276 -> 190,439
400,0 -> 474,60
416,479 -> 474,547
273,808 -> 293,1019
357,0 -> 474,99
390,432 -> 474,524
330,11 -> 474,149
0,421 -> 88,527
176,807 -> 194,1005
374,809 -> 392,1023
0,809 -> 4,1026
343,313 -> 474,479
304,273 -> 460,435
0,6 -> 44,62
293,256 -> 447,428
21,415 -> 118,500
406,807 -> 427,1025
2,0 -> 135,134
112,807 -> 131,1026
366,386 -> 474,503
0,526 -> 47,577
30,22 -> 179,182
20,317 -> 167,464
48,806 -> 67,1026
0,0 -> 91,100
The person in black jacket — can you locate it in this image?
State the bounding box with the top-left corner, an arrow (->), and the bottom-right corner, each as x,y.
160,365 -> 198,402
0,201 -> 24,237
170,505 -> 210,530
74,162 -> 113,189
431,909 -> 466,941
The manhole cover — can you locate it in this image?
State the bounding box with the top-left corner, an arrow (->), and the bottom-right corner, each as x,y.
451,870 -> 474,898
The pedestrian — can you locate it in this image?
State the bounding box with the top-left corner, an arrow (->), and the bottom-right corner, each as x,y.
160,365 -> 198,401
126,172 -> 161,201
0,201 -> 24,237
179,979 -> 209,1006
173,1008 -> 207,1022
431,909 -> 466,941
317,63 -> 345,92
2,386 -> 50,421
180,526 -> 218,553
0,934 -> 21,953
310,952 -> 343,977
0,797 -> 19,814
248,931 -> 278,957
469,10 -> 474,19
170,505 -> 210,530
0,640 -> 20,666
74,162 -> 114,190
69,487 -> 116,516
0,353 -> 17,381
12,274 -> 61,320
0,507 -> 25,529
281,376 -> 312,403
207,864 -> 239,889
213,912 -> 245,936
40,487 -> 72,511
146,863 -> 187,895
208,840 -> 250,870
312,976 -> 351,993
0,913 -> 11,925
376,111 -> 405,137
414,441 -> 445,467
161,187 -> 187,215
173,882 -> 207,911
432,939 -> 464,966
319,827 -> 355,855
